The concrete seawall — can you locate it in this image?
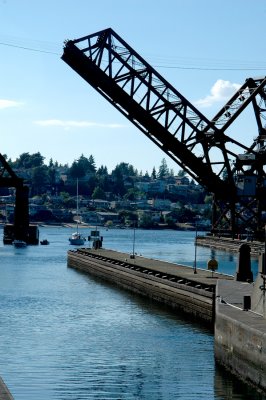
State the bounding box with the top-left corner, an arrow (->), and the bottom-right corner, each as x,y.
67,248 -> 233,327
215,279 -> 266,393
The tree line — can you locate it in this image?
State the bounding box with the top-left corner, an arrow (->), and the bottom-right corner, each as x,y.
3,152 -> 189,200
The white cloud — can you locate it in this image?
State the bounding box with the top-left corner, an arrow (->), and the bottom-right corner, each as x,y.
0,99 -> 23,109
195,79 -> 241,108
34,119 -> 127,129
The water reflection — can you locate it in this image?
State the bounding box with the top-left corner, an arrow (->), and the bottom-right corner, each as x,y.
215,362 -> 266,400
0,227 -> 263,399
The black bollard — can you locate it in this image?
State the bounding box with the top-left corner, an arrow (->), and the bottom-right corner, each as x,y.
236,243 -> 253,282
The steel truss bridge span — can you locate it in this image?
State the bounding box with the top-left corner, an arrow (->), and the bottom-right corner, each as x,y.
61,28 -> 266,239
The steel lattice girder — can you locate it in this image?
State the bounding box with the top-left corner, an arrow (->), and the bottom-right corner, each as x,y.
62,28 -> 266,237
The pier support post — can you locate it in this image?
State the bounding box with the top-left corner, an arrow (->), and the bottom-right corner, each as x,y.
14,185 -> 29,242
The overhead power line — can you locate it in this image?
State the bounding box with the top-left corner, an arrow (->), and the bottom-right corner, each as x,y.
0,39 -> 265,71
154,64 -> 266,71
0,41 -> 60,55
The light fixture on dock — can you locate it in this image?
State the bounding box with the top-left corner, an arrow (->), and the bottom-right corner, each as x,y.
130,222 -> 136,259
193,224 -> 197,274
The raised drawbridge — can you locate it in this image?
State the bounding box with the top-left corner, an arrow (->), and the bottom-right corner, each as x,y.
62,28 -> 266,239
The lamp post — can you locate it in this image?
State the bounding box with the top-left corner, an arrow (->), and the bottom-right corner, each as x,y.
133,225 -> 136,257
264,225 -> 266,276
193,223 -> 197,274
261,225 -> 266,318
130,222 -> 136,259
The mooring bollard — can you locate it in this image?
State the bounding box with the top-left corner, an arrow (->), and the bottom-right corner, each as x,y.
236,243 -> 253,282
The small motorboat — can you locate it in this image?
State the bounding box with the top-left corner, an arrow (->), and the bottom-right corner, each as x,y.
12,239 -> 27,248
69,232 -> 86,246
40,239 -> 49,245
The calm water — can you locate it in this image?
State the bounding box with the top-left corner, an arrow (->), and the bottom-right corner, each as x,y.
0,226 -> 264,400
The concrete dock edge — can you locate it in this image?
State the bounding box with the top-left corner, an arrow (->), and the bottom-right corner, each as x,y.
67,248 -> 233,327
215,280 -> 266,393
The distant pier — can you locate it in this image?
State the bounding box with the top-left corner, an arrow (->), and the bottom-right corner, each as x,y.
196,235 -> 264,256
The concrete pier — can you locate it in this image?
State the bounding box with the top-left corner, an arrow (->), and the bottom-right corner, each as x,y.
215,278 -> 266,392
68,248 -> 233,326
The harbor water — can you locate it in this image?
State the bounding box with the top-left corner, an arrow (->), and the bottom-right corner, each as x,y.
0,226 -> 264,400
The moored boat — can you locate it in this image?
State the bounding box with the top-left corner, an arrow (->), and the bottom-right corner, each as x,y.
40,239 -> 49,245
69,178 -> 86,246
69,232 -> 86,246
13,239 -> 27,248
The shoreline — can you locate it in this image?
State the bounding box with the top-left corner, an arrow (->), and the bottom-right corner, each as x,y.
0,221 -> 202,231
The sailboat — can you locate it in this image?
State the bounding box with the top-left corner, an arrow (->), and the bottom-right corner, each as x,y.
69,178 -> 86,245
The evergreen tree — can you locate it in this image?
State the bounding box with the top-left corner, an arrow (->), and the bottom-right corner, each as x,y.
92,186 -> 106,200
158,158 -> 169,179
88,155 -> 96,173
31,165 -> 49,195
96,166 -> 111,192
151,167 -> 157,179
69,160 -> 85,179
113,162 -> 136,177
177,169 -> 187,177
97,165 -> 108,175
111,165 -> 126,196
78,154 -> 96,174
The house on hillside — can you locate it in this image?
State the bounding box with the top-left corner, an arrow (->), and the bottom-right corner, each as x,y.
148,198 -> 171,210
88,199 -> 110,210
82,211 -> 102,225
95,211 -> 121,225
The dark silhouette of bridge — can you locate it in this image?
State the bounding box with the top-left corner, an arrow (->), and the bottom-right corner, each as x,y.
0,154 -> 38,244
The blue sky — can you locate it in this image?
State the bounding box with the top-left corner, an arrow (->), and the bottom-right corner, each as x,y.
1,0 -> 265,174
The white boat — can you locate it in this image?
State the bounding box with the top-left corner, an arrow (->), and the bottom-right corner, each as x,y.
13,239 -> 27,248
69,232 -> 86,246
69,178 -> 86,246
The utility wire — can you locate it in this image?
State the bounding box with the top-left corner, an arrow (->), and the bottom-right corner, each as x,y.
0,41 -> 60,55
154,64 -> 266,71
0,40 -> 265,71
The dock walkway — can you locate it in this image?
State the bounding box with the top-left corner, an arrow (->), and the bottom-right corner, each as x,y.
76,248 -> 233,284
